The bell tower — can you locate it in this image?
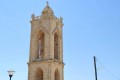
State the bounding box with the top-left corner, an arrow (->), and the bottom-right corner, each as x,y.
28,2 -> 64,80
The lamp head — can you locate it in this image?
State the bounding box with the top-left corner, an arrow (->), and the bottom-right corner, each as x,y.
8,70 -> 15,77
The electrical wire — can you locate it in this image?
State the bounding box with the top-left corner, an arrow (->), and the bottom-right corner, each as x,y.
95,57 -> 120,80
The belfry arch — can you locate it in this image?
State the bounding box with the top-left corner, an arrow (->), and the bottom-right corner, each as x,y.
54,32 -> 59,59
37,30 -> 45,59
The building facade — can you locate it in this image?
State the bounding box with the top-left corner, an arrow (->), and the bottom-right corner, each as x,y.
28,3 -> 64,80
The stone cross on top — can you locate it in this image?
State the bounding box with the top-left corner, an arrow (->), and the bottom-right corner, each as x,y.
46,1 -> 49,6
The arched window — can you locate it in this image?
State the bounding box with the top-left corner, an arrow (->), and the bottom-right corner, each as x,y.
54,33 -> 59,59
54,69 -> 60,80
38,31 -> 44,58
36,68 -> 43,80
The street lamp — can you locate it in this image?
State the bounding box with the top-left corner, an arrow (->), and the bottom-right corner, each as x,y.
7,70 -> 15,80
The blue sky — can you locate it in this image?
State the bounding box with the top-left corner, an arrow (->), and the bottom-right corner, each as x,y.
0,0 -> 120,80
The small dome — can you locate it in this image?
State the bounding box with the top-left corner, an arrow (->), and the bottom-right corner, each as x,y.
42,5 -> 54,15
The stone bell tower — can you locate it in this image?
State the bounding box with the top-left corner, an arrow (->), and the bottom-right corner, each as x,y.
28,2 -> 64,80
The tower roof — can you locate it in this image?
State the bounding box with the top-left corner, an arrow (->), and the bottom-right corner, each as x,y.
42,2 -> 54,15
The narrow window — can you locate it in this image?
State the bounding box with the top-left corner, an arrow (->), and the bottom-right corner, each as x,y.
54,33 -> 59,59
55,69 -> 60,80
36,69 -> 43,80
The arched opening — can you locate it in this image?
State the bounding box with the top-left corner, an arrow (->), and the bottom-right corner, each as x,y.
54,33 -> 59,59
54,69 -> 60,80
38,31 -> 45,59
36,68 -> 43,80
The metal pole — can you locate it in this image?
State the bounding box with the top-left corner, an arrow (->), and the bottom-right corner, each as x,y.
9,75 -> 12,80
94,56 -> 97,80
10,77 -> 11,80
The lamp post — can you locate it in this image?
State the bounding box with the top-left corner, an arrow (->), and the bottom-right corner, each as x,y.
7,70 -> 15,80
